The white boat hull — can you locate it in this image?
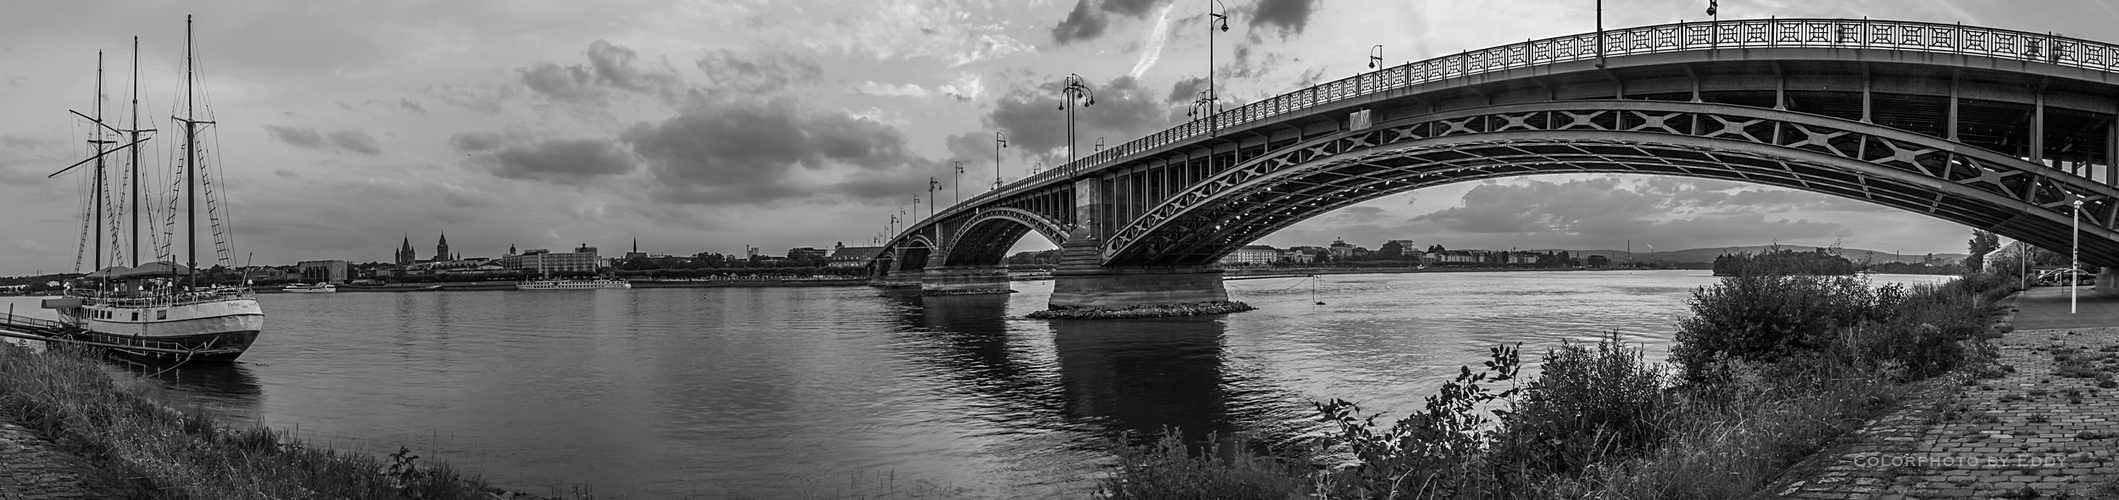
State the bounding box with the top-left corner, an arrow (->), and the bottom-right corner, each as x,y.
517,279 -> 631,290
63,296 -> 265,361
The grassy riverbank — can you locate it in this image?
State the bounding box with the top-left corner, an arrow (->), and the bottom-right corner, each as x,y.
0,345 -> 507,499
1099,272 -> 2018,499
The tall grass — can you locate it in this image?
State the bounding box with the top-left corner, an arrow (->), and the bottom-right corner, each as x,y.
0,346 -> 493,499
1100,272 -> 2014,500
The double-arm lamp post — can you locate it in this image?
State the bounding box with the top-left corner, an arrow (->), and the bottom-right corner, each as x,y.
1059,74 -> 1095,164
993,132 -> 1007,190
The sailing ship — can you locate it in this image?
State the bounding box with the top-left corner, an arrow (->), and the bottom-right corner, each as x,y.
40,16 -> 264,362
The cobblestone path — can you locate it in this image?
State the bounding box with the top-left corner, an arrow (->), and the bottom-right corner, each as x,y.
0,420 -> 88,500
1765,325 -> 2119,499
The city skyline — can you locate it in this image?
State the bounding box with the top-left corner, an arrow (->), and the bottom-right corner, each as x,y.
6,0 -> 2118,275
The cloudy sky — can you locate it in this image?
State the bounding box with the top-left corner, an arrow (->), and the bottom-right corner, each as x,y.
4,0 -> 2116,275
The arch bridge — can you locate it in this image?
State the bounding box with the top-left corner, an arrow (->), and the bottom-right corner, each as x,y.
872,18 -> 2119,310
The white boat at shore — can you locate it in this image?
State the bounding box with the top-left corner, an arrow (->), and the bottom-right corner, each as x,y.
282,283 -> 336,293
516,279 -> 632,290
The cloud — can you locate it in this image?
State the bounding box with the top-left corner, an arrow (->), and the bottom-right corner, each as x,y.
327,130 -> 383,155
267,126 -> 383,156
519,40 -> 686,104
1405,176 -> 1856,246
1246,0 -> 1320,37
696,48 -> 823,95
621,96 -> 933,205
518,62 -> 599,103
422,84 -> 507,113
1167,76 -> 1207,103
1051,1 -> 1113,45
853,73 -> 981,101
1052,0 -> 1173,45
855,81 -> 932,98
397,98 -> 426,113
1129,4 -> 1176,78
479,138 -> 637,183
985,75 -> 1173,164
447,131 -> 506,153
266,126 -> 327,150
0,135 -> 65,183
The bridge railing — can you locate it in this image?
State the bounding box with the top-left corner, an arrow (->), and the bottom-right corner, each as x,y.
972,18 -> 2119,199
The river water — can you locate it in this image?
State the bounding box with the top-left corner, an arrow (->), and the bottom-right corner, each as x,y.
0,270 -> 1950,498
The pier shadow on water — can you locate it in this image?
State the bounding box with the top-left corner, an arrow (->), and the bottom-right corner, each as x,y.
887,290 -> 1242,450
1049,317 -> 1237,448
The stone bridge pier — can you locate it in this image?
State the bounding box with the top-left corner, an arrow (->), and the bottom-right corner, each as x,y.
921,265 -> 1014,295
1040,179 -> 1246,317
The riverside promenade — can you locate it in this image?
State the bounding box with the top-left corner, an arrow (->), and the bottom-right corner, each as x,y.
1766,286 -> 2119,499
0,419 -> 91,499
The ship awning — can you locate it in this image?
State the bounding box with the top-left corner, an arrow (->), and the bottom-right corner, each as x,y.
85,261 -> 194,279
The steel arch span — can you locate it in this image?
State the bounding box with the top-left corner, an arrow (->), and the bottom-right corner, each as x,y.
939,208 -> 1069,267
1101,100 -> 2119,267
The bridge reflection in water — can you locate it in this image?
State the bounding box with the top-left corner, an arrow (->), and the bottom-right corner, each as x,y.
884,290 -> 1299,452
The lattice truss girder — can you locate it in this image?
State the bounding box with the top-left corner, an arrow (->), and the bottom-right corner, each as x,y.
1102,102 -> 2119,267
875,183 -> 1076,269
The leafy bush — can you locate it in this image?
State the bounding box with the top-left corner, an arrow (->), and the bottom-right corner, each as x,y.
1310,344 -> 1522,499
1491,332 -> 1673,478
1672,275 -> 1882,382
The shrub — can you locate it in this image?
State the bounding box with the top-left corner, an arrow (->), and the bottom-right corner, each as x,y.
1491,332 -> 1672,478
1311,344 -> 1523,499
1672,275 -> 1881,382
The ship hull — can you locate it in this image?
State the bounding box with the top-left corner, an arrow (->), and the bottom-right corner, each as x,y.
64,297 -> 265,362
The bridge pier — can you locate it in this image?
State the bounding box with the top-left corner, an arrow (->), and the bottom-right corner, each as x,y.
871,270 -> 923,288
1033,240 -> 1251,318
921,266 -> 1016,295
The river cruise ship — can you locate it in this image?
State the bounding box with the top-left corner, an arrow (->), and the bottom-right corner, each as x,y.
516,279 -> 632,290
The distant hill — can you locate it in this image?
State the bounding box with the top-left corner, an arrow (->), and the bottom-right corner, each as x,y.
1559,245 -> 1968,265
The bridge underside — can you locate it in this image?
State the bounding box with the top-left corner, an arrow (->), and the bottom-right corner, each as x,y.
1103,101 -> 2119,268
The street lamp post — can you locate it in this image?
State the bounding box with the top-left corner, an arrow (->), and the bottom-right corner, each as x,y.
1059,74 -> 1096,164
1207,0 -> 1229,115
1595,0 -> 1606,69
952,161 -> 963,206
1095,137 -> 1104,152
1369,44 -> 1383,69
928,177 -> 939,219
912,196 -> 921,225
2074,198 -> 2083,313
1033,162 -> 1044,175
994,132 -> 1007,190
1187,90 -> 1217,135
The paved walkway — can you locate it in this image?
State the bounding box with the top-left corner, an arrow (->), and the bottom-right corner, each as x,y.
2015,284 -> 2119,331
1766,287 -> 2119,499
0,420 -> 89,500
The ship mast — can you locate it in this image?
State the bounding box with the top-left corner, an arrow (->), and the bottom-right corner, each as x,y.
91,52 -> 108,272
128,36 -> 145,267
181,15 -> 200,286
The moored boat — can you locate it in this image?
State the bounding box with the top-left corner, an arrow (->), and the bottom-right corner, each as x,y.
516,279 -> 632,290
282,282 -> 337,293
41,16 -> 263,362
